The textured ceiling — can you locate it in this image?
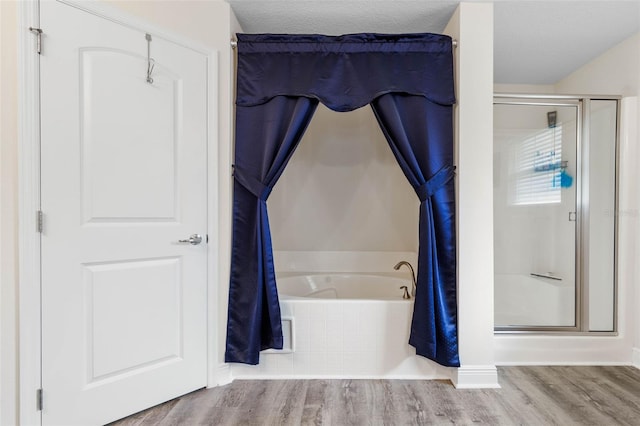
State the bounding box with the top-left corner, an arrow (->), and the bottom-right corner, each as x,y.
494,1 -> 640,84
227,0 -> 640,85
228,1 -> 460,35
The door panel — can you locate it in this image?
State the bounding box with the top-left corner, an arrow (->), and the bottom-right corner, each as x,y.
85,257 -> 183,381
80,48 -> 180,222
493,102 -> 578,328
40,2 -> 208,424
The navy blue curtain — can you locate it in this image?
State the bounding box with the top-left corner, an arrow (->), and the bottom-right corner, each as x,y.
226,33 -> 459,367
226,97 -> 318,364
371,94 -> 459,366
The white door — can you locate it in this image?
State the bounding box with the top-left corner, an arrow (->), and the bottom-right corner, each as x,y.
40,2 -> 208,424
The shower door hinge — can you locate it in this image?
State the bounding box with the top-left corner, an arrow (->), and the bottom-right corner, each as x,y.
569,211 -> 577,222
36,210 -> 43,233
29,27 -> 43,54
36,388 -> 43,411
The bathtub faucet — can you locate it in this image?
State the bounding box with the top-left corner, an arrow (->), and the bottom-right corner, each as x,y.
394,261 -> 416,298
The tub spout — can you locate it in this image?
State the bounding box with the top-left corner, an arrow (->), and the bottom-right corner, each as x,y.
394,261 -> 416,298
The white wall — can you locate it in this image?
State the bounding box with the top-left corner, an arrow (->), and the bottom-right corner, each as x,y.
0,2 -> 19,425
494,83 -> 556,94
445,3 -> 498,387
555,33 -> 640,97
270,104 -> 418,253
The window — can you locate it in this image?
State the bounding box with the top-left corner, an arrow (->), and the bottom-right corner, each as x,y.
510,125 -> 563,205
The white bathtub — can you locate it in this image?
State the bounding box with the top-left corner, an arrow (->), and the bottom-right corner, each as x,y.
230,271 -> 450,380
277,274 -> 411,300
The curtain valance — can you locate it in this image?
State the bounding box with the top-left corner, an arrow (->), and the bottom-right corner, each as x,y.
235,33 -> 455,112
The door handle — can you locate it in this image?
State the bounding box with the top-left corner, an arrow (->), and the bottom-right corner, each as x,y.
178,234 -> 203,245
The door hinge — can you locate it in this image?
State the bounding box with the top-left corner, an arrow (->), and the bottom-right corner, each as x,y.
36,210 -> 43,233
29,27 -> 42,54
36,388 -> 43,411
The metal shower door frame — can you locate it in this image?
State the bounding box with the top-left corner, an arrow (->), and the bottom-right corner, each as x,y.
493,94 -> 620,335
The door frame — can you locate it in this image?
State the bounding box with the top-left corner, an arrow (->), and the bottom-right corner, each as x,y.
492,96 -> 584,333
18,1 -> 220,423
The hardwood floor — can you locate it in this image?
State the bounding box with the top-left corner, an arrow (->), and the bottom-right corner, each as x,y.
110,366 -> 640,425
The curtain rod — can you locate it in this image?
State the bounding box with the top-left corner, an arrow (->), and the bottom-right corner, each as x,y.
230,39 -> 458,49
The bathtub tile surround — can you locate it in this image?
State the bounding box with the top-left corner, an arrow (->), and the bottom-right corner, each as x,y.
232,299 -> 450,379
230,251 -> 453,380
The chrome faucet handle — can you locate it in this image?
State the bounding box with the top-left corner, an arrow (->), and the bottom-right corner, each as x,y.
400,286 -> 411,299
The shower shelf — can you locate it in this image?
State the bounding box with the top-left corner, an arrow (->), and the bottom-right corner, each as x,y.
533,160 -> 568,172
530,272 -> 562,281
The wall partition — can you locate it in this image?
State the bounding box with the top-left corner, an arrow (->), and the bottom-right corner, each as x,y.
493,95 -> 618,333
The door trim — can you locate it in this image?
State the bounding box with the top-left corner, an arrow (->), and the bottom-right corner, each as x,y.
18,1 -> 41,423
18,1 -> 220,423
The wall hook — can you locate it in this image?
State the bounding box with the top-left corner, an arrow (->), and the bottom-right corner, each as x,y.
145,34 -> 155,84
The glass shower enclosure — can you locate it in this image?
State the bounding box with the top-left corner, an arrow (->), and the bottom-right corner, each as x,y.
493,95 -> 618,332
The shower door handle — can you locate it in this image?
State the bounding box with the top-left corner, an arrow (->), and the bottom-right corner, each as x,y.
568,212 -> 577,222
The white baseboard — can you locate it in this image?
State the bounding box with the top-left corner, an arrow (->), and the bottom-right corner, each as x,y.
209,364 -> 233,387
495,335 -> 633,365
451,365 -> 500,389
633,348 -> 640,369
